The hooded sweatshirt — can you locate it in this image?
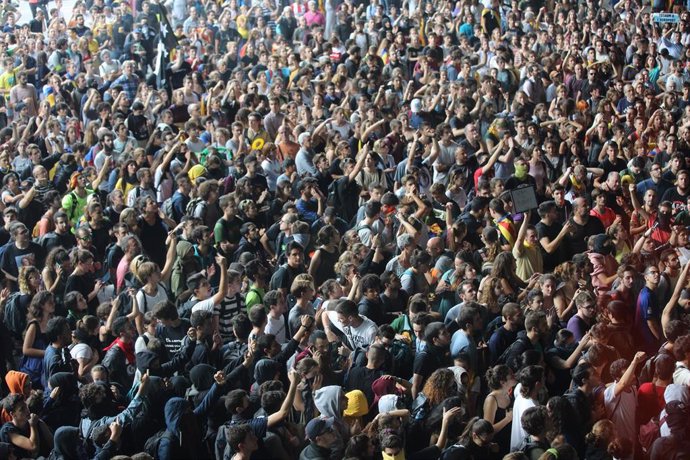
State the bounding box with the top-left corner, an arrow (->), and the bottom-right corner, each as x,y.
171,240 -> 199,297
1,371 -> 29,422
52,426 -> 119,460
314,386 -> 347,455
158,381 -> 223,460
42,372 -> 81,431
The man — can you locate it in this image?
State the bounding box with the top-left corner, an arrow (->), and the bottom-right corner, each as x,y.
299,417 -> 339,460
635,266 -> 663,354
345,344 -> 385,405
411,322 -> 451,398
331,150 -> 367,223
111,60 -> 140,101
8,71 -> 37,117
269,241 -> 306,301
38,211 -> 76,253
661,169 -> 690,214
637,162 -> 673,201
566,291 -> 597,341
444,280 -> 479,330
565,197 -> 605,258
488,303 -> 523,364
42,314 -> 72,391
450,303 -> 483,377
225,425 -> 259,460
502,311 -> 548,372
263,97 -> 285,141
296,132 -> 317,177
604,352 -> 648,443
589,188 -> 617,228
513,210 -> 543,281
0,222 -> 45,287
536,201 -> 571,272
322,299 -> 377,351
170,173 -> 192,223
564,363 -> 597,453
102,317 -> 138,390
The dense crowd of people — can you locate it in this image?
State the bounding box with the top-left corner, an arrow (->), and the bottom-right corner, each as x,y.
0,0 -> 688,458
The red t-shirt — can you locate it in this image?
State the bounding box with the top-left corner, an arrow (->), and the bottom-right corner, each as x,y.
637,382 -> 666,425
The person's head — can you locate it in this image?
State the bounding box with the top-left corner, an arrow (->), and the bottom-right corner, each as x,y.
574,290 -> 596,320
226,424 -> 259,454
524,310 -> 548,338
572,362 -> 596,391
674,334 -> 690,363
521,405 -> 548,438
306,416 -> 338,448
3,394 -> 29,426
486,364 -> 516,391
424,321 -> 451,348
190,310 -> 214,338
111,317 -> 135,343
285,241 -> 304,268
46,316 -> 71,346
458,417 -> 494,447
644,265 -> 661,287
517,365 -> 544,397
456,302 -> 482,334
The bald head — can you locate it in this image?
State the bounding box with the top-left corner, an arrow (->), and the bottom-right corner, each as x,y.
426,237 -> 444,257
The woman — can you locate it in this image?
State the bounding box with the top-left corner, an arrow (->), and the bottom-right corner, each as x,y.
443,417 -> 496,460
483,365 -> 515,455
41,372 -> 81,432
42,248 -> 71,315
1,172 -> 24,207
0,394 -> 52,458
65,249 -> 102,314
113,122 -> 136,157
584,419 -> 630,460
308,225 -> 340,289
20,292 -> 55,389
344,433 -> 376,460
70,315 -> 100,382
490,252 -> 527,298
114,159 -> 139,199
607,220 -> 631,263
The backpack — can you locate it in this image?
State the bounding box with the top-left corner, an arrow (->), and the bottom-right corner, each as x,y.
138,283 -> 172,314
161,196 -> 175,221
639,413 -> 667,453
390,340 -> 414,380
66,191 -> 80,222
495,335 -> 531,371
327,179 -> 340,208
4,292 -> 26,340
518,438 -> 548,458
186,197 -> 206,218
176,291 -> 195,320
144,429 -> 174,457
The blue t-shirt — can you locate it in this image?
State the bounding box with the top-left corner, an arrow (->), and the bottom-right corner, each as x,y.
634,286 -> 662,354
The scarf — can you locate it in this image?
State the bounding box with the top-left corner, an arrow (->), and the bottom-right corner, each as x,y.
104,338 -> 135,364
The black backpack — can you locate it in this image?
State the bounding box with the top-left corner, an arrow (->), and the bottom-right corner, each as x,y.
144,429 -> 174,457
327,179 -> 340,208
495,336 -> 531,371
4,292 -> 27,340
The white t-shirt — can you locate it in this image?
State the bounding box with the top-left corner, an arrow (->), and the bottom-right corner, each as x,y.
604,383 -> 638,451
265,315 -> 287,344
136,285 -> 170,314
326,310 -> 377,350
70,343 -> 92,362
510,383 -> 537,451
191,297 -> 218,315
673,362 -> 690,386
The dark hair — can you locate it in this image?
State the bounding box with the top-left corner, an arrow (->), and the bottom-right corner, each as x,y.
226,424 -> 252,451
571,362 -> 593,387
457,416 -> 494,447
521,405 -> 548,436
190,310 -> 213,328
260,390 -> 285,413
424,321 -> 446,343
46,316 -> 68,343
486,365 -> 512,390
225,389 -> 248,413
248,305 -> 268,327
456,302 -> 480,330
517,365 -> 544,397
335,299 -> 358,317
232,313 -> 252,340
153,301 -> 179,321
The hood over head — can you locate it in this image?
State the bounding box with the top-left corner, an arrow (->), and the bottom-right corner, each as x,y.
314,385 -> 344,419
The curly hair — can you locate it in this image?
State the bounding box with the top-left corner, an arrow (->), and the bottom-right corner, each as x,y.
422,368 -> 457,406
18,266 -> 39,294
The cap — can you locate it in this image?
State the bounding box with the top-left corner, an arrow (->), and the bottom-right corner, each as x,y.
132,100 -> 145,111
377,394 -> 400,413
305,416 -> 334,441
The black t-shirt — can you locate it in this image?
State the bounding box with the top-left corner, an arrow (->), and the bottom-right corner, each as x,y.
358,297 -> 386,326
661,187 -> 689,214
156,318 -> 191,356
65,272 -> 97,313
413,344 -> 449,384
1,242 -> 45,279
127,113 -> 150,141
335,176 -> 360,223
137,216 -> 169,268
535,221 -> 567,272
345,366 -> 382,405
565,217 -> 605,258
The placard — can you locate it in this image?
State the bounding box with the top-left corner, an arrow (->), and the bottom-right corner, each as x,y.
653,13 -> 680,23
510,185 -> 539,213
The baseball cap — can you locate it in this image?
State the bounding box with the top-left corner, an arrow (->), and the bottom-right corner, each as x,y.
305,416 -> 334,441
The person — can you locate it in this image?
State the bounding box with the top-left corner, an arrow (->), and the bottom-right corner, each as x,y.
635,266 -> 664,354
299,416 -> 339,460
510,365 -> 544,451
483,365 -> 515,455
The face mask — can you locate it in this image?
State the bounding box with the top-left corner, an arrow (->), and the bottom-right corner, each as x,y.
514,164 -> 528,179
382,453 -> 405,460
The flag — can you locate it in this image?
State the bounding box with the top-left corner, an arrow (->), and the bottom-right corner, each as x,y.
155,1 -> 178,88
